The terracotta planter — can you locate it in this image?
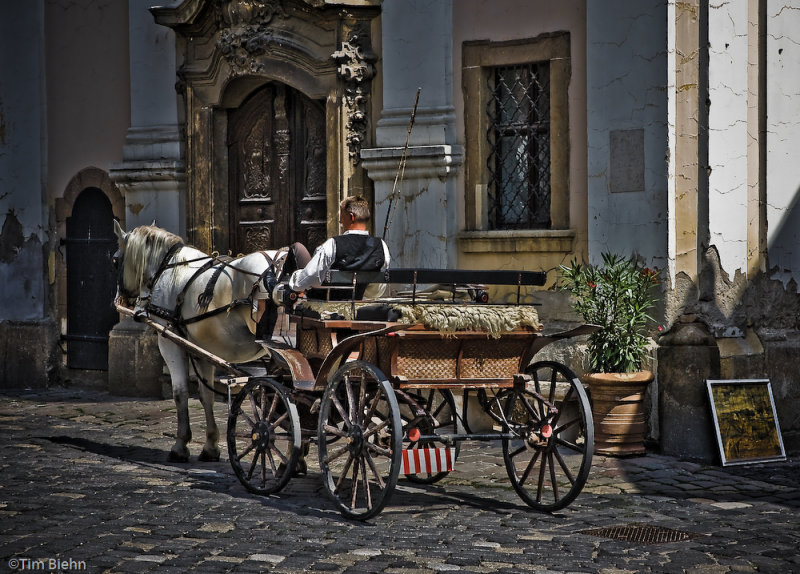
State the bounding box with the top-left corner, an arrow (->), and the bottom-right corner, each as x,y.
582,371 -> 654,456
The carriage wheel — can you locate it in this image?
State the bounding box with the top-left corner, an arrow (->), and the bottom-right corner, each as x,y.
227,377 -> 301,495
317,361 -> 402,520
501,361 -> 594,511
398,388 -> 461,484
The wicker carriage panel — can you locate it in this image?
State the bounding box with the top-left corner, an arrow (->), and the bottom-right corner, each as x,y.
395,339 -> 460,380
361,336 -> 378,366
376,337 -> 395,376
459,338 -> 531,379
297,328 -> 334,357
297,329 -> 317,356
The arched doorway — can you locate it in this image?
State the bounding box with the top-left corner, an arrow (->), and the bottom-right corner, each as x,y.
63,188 -> 118,370
228,83 -> 328,254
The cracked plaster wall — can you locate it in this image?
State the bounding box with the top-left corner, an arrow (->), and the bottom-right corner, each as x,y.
0,3 -> 48,321
705,1 -> 800,292
765,0 -> 800,289
586,0 -> 669,269
708,0 -> 749,275
1,0 -> 128,323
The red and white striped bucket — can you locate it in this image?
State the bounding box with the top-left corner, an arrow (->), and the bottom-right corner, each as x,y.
401,447 -> 456,475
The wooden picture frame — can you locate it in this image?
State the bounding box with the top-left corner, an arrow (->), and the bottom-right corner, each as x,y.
706,379 -> 786,466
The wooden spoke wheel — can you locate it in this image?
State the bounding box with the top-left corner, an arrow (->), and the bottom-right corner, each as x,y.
317,361 -> 402,520
501,361 -> 594,511
227,377 -> 301,495
398,388 -> 461,484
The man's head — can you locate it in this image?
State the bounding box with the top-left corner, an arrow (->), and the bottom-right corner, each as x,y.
339,195 -> 370,231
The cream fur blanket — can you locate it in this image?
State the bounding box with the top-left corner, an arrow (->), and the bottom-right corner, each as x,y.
297,301 -> 541,338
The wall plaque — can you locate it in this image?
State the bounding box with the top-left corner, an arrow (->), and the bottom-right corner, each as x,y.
706,379 -> 786,466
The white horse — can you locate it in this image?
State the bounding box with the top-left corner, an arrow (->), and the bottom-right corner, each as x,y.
113,221 -> 282,462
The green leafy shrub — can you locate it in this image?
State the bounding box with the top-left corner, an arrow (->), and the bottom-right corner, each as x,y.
560,253 -> 660,373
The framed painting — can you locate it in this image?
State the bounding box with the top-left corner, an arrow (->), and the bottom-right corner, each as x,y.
706,379 -> 786,466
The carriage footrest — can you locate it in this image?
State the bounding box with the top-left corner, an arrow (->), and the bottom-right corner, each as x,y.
401,447 -> 456,475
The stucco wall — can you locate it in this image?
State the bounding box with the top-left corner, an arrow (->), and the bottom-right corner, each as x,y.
0,1 -> 130,386
766,1 -> 800,290
0,2 -> 47,321
708,1 -> 748,276
586,0 -> 669,270
45,0 -> 129,203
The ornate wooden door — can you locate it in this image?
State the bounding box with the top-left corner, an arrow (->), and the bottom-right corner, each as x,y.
228,83 -> 327,255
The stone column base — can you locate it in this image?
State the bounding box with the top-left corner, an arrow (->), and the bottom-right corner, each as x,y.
657,320 -> 721,462
0,320 -> 58,389
108,317 -> 164,398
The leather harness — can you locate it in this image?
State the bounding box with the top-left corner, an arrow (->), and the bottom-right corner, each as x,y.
137,244 -> 276,333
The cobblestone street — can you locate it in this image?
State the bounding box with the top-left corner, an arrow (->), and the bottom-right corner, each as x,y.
1,388 -> 798,573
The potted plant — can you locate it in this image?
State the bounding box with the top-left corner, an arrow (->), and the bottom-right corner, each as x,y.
560,253 -> 661,456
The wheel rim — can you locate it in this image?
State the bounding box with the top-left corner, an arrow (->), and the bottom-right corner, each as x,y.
227,378 -> 301,495
318,361 -> 401,520
399,388 -> 460,484
502,361 -> 594,511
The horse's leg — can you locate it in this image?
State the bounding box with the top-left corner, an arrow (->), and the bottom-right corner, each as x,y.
158,337 -> 192,462
195,360 -> 220,462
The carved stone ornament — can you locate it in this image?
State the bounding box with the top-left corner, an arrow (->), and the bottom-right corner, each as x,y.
332,30 -> 376,165
215,0 -> 289,73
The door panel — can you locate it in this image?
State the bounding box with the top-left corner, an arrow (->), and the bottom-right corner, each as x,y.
229,83 -> 327,255
295,95 -> 328,250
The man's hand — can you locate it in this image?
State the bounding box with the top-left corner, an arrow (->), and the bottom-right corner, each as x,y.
272,283 -> 299,305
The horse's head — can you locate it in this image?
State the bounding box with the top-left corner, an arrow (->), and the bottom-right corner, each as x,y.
113,220 -> 183,304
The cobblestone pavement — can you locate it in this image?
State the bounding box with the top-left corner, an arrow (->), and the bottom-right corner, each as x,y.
1,388 -> 798,574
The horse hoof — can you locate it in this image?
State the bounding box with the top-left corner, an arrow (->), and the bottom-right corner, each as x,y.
167,450 -> 189,463
198,450 -> 220,462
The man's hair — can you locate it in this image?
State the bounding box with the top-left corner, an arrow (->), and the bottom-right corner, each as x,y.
340,195 -> 371,223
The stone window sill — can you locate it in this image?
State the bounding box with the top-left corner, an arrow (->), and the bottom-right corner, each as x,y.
459,229 -> 575,254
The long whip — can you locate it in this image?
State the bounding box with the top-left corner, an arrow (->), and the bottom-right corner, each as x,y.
382,87 -> 421,240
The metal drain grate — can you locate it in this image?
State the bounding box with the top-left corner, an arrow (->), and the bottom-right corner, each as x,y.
579,523 -> 702,544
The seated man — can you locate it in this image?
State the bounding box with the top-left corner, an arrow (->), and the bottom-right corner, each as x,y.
255,195 -> 390,340
289,195 -> 390,300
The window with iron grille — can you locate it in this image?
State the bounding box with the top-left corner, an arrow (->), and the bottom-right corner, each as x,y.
462,32 -> 570,248
486,63 -> 551,230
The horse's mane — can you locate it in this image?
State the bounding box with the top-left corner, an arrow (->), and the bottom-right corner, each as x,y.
123,225 -> 186,293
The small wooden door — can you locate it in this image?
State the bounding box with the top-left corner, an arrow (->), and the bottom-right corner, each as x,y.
228,83 -> 327,255
63,188 -> 118,370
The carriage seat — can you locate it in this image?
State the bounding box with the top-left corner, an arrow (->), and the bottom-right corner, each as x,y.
293,302 -> 402,322
294,300 -> 542,337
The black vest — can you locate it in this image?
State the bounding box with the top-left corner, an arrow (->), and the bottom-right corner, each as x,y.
333,234 -> 385,271
310,234 -> 385,300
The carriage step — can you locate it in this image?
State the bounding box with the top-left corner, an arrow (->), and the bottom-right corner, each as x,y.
401,447 -> 456,475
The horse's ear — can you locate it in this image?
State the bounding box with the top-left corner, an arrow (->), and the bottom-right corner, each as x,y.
113,219 -> 127,243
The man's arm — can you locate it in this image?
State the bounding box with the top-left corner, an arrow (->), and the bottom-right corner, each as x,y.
288,238 -> 335,292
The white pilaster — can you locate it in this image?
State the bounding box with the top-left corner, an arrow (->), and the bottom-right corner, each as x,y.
109,0 -> 185,235
362,0 -> 462,268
